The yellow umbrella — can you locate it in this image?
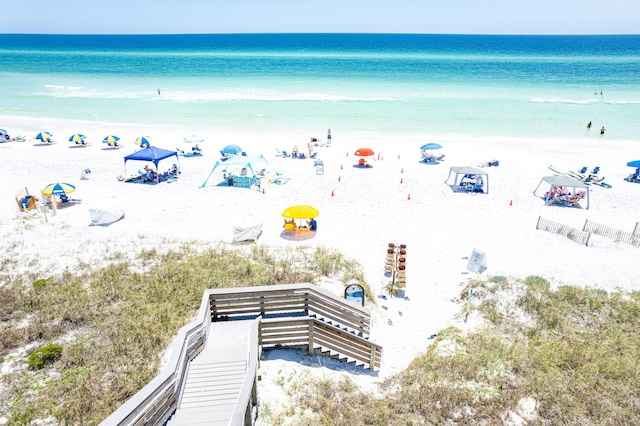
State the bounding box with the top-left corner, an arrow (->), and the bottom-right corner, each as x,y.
41,182 -> 76,197
135,136 -> 152,147
282,205 -> 319,219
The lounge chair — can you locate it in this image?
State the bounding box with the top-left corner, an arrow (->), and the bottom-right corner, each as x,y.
591,166 -> 600,174
579,166 -> 588,174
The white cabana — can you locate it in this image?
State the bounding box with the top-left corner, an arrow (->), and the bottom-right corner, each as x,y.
444,166 -> 489,194
533,175 -> 590,209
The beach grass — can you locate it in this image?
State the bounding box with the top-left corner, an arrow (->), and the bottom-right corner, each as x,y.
0,243 -> 369,425
273,276 -> 640,425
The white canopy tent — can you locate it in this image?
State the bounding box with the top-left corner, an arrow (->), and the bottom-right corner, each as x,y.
533,175 -> 590,209
444,166 -> 489,194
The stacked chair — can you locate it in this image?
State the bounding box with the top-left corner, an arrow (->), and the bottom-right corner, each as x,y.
385,243 -> 407,291
397,245 -> 407,289
385,243 -> 396,274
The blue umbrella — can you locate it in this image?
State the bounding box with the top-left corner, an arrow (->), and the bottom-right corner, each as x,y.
69,133 -> 87,143
420,143 -> 443,150
41,182 -> 76,197
103,135 -> 120,145
135,136 -> 152,147
627,160 -> 640,168
35,131 -> 53,141
221,144 -> 243,155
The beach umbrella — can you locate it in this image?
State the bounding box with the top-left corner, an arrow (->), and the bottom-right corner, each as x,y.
68,133 -> 86,143
103,135 -> 120,145
627,160 -> 640,168
35,131 -> 53,141
420,142 -> 443,150
184,135 -> 205,143
41,182 -> 76,197
282,205 -> 319,219
354,148 -> 375,157
221,144 -> 243,155
135,136 -> 152,147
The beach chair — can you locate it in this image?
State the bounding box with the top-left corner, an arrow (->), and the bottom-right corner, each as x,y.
16,187 -> 38,212
310,152 -> 318,159
579,166 -> 588,174
291,152 -> 299,159
591,166 -> 600,174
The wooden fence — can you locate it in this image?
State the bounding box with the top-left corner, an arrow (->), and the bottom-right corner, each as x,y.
582,219 -> 640,248
536,216 -> 591,246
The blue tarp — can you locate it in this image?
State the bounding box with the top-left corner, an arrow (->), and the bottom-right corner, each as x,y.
124,146 -> 179,175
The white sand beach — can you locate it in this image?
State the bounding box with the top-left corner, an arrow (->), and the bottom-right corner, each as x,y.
2,115 -> 640,417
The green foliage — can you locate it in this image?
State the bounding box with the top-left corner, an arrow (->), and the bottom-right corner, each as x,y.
0,242 -> 366,424
524,275 -> 550,291
279,281 -> 640,425
32,278 -> 51,292
28,343 -> 63,370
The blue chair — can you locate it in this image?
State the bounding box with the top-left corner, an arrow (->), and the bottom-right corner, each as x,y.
579,167 -> 588,174
592,166 -> 600,174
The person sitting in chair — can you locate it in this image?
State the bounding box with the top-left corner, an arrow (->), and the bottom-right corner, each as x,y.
308,218 -> 317,231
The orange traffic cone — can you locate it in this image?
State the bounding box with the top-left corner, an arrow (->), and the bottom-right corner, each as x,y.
341,164 -> 343,170
338,176 -> 341,182
331,190 -> 335,197
401,168 -> 404,174
398,154 -> 400,159
510,200 -> 513,206
262,188 -> 265,194
407,193 -> 411,200
400,178 -> 403,184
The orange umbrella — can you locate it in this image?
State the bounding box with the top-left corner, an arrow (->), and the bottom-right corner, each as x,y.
354,147 -> 374,157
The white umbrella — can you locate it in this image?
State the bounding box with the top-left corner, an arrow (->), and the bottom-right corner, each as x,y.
184,135 -> 205,143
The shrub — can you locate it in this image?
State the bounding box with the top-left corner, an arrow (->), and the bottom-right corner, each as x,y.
27,343 -> 63,370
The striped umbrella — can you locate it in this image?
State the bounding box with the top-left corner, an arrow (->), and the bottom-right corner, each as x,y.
35,131 -> 53,141
103,135 -> 120,145
135,136 -> 152,147
41,182 -> 76,197
69,133 -> 87,143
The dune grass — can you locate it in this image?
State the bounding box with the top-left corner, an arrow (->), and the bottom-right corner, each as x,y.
3,240 -> 639,425
273,276 -> 640,425
0,243 -> 368,425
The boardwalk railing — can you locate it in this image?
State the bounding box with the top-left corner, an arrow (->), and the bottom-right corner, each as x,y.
100,283 -> 382,426
536,216 -> 591,246
582,219 -> 640,248
209,283 -> 382,369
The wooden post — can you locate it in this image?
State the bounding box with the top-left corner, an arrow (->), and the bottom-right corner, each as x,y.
583,218 -> 589,232
308,320 -> 314,355
40,205 -> 48,223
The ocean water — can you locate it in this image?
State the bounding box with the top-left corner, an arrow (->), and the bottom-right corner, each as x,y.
0,34 -> 639,140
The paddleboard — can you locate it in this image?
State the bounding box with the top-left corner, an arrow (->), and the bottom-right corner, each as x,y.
548,165 -> 568,176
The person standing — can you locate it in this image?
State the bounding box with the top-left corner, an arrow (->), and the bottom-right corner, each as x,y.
327,129 -> 332,144
600,126 -> 606,135
587,121 -> 592,129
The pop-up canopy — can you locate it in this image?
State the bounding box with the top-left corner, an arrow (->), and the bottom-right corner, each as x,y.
533,175 -> 590,209
444,166 -> 489,194
124,146 -> 179,175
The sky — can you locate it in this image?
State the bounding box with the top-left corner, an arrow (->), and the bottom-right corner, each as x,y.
0,0 -> 638,35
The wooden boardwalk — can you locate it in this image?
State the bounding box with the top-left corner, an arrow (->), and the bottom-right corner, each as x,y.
168,320 -> 254,425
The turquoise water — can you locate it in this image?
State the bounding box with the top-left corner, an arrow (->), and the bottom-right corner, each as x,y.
1,34 -> 639,139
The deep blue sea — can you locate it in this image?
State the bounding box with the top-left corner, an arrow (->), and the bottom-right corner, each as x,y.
1,34 -> 639,139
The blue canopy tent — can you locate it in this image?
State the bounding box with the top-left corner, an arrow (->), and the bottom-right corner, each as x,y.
200,155 -> 279,189
124,146 -> 179,178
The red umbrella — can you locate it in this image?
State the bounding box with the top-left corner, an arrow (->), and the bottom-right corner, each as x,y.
354,147 -> 374,157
